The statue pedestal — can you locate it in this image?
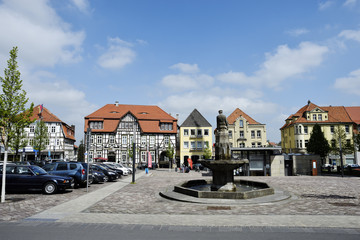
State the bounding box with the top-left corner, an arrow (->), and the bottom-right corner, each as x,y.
198,159 -> 249,192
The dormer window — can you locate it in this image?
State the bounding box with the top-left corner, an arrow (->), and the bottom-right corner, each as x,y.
313,114 -> 317,121
160,123 -> 173,131
90,121 -> 103,129
318,114 -> 322,121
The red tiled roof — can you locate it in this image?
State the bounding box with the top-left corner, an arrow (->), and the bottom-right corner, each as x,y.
84,104 -> 177,134
30,105 -> 75,141
227,108 -> 261,125
280,102 -> 353,130
346,107 -> 360,125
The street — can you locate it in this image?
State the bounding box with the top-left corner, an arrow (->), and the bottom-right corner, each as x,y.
0,222 -> 359,240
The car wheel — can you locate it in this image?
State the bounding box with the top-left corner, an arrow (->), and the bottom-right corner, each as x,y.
43,182 -> 57,194
104,176 -> 109,182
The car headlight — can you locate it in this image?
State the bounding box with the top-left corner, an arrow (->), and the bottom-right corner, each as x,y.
109,172 -> 115,175
63,179 -> 70,184
94,172 -> 100,176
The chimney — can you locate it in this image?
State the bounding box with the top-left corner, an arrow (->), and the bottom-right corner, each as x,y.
176,114 -> 179,119
115,101 -> 119,107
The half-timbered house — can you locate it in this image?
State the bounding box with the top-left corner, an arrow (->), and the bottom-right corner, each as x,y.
84,102 -> 178,167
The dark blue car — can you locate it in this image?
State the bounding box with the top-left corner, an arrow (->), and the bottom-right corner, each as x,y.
0,164 -> 73,194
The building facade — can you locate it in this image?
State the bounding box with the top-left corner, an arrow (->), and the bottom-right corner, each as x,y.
280,101 -> 355,165
345,106 -> 360,164
24,105 -> 76,161
84,102 -> 177,167
227,108 -> 267,148
179,109 -> 213,166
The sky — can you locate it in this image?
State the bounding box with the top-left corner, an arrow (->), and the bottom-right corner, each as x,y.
0,0 -> 360,144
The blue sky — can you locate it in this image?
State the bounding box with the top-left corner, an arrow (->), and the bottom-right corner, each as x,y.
1,0 -> 360,144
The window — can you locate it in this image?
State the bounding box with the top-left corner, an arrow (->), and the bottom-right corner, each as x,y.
204,129 -> 209,136
122,135 -> 127,145
257,130 -> 261,138
184,129 -> 189,136
89,151 -> 93,160
331,139 -> 336,148
57,163 -> 67,171
45,139 -> 50,146
197,129 -> 202,137
229,130 -> 233,138
160,123 -> 173,131
97,135 -> 102,144
122,151 -> 127,162
330,125 -> 334,134
298,126 -> 301,134
90,121 -> 103,129
251,142 -> 255,148
318,114 -> 322,121
51,126 -> 56,133
30,125 -> 35,133
304,126 -> 308,134
296,140 -> 299,148
164,136 -> 169,145
197,141 -> 202,150
97,151 -> 102,158
239,143 -> 245,148
257,142 -> 262,147
240,131 -> 244,138
184,141 -> 189,149
345,125 -> 349,134
29,139 -> 34,146
190,129 -> 195,136
109,135 -> 115,144
204,141 -> 209,148
251,131 -> 255,139
150,136 -> 155,145
191,141 -> 196,150
305,140 -> 308,148
141,151 -> 146,162
299,140 -> 303,148
141,136 -> 146,146
240,120 -> 244,128
313,114 -> 317,121
70,163 -> 77,170
56,139 -> 60,146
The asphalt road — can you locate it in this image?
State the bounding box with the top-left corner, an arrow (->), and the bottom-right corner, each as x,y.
0,222 -> 359,240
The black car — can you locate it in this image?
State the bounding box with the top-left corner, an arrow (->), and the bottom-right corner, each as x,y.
0,164 -> 73,194
90,164 -> 118,181
97,163 -> 123,177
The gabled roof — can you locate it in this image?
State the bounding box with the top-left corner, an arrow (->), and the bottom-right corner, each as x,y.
84,104 -> 177,134
346,107 -> 360,125
30,105 -> 75,141
180,109 -> 212,128
280,101 -> 354,130
227,108 -> 261,125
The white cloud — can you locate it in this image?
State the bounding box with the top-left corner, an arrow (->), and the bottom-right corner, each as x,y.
334,69 -> 360,95
97,37 -> 136,69
70,0 -> 91,14
319,1 -> 335,10
170,63 -> 199,74
286,28 -> 309,37
161,73 -> 214,91
218,42 -> 329,88
343,0 -> 357,7
339,29 -> 360,42
23,70 -> 98,143
0,0 -> 85,69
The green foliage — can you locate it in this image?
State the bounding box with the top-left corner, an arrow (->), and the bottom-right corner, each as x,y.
165,142 -> 174,159
354,134 -> 360,149
33,120 -> 49,153
0,47 -> 34,149
331,125 -> 354,155
203,144 -> 212,159
9,123 -> 28,159
77,140 -> 85,162
306,124 -> 330,158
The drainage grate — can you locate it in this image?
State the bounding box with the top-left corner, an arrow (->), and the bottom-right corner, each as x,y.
207,206 -> 231,210
301,194 -> 356,200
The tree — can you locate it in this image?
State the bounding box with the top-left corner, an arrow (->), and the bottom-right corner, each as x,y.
0,47 -> 34,203
306,124 -> 330,165
203,145 -> 212,159
33,119 -> 49,161
165,143 -> 174,168
77,140 -> 85,162
9,122 -> 28,161
330,126 -> 354,155
354,134 -> 360,151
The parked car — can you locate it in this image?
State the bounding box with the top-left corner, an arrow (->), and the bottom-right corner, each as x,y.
97,163 -> 124,177
43,162 -> 90,188
102,162 -> 129,176
80,162 -> 106,184
0,164 -> 73,194
90,164 -> 118,182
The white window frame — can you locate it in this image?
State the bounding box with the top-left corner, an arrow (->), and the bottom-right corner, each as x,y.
184,141 -> 189,149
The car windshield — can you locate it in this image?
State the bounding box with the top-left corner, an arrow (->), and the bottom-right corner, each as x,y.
30,166 -> 47,175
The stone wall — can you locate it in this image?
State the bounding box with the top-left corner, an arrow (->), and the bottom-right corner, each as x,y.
293,154 -> 321,176
270,155 -> 285,176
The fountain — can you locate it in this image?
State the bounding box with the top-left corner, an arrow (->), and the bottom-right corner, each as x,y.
169,110 -> 274,200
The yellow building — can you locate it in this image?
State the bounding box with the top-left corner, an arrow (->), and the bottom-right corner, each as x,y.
280,101 -> 354,164
227,108 -> 267,148
179,109 -> 213,166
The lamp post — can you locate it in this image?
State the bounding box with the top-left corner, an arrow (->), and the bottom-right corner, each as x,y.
86,128 -> 91,192
132,124 -> 136,184
339,136 -> 344,178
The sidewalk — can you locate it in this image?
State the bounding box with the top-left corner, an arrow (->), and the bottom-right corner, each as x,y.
23,170 -> 360,229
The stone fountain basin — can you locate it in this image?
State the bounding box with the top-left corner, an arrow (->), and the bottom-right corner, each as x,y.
174,179 -> 274,199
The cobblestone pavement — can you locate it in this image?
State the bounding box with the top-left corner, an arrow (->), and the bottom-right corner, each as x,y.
1,170 -> 360,223
85,170 -> 360,216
